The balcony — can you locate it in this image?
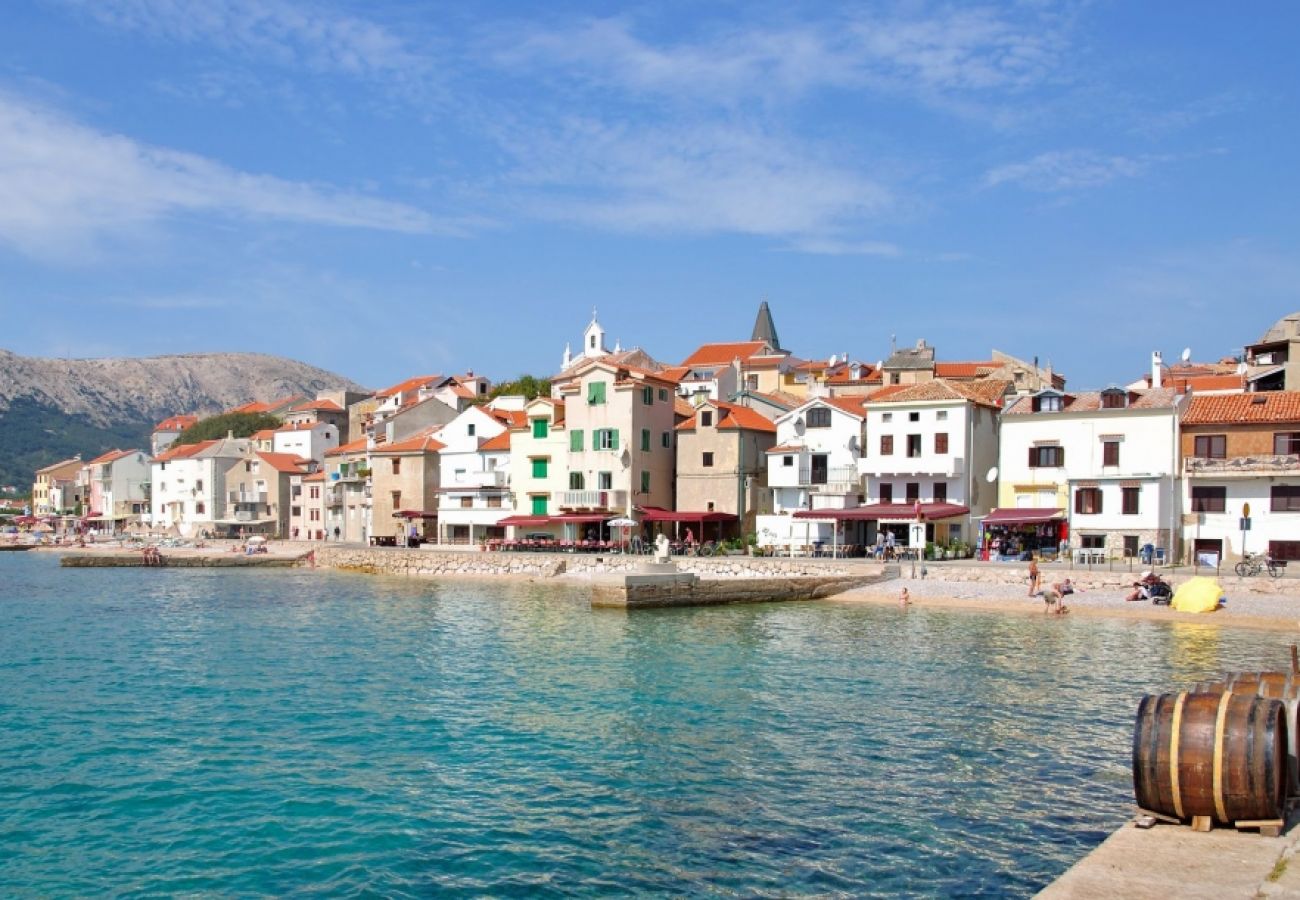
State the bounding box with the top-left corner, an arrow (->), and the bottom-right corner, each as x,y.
446,470 -> 508,489
559,489 -> 627,510
798,466 -> 860,491
227,490 -> 268,504
858,455 -> 965,478
1185,454 -> 1300,478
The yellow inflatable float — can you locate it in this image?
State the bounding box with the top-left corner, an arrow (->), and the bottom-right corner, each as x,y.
1171,576 -> 1226,613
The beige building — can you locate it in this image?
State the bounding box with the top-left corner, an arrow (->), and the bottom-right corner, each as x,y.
32,457 -> 84,517
369,429 -> 445,544
673,399 -> 776,537
296,470 -> 327,540
220,451 -> 315,537
506,397 -> 570,536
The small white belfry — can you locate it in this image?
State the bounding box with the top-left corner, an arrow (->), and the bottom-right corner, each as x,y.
561,308 -> 610,371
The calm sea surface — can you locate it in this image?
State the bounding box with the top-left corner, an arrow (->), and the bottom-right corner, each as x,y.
0,553 -> 1291,897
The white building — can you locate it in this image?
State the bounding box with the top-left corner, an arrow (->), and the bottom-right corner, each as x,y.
151,415 -> 198,456
435,405 -> 517,545
757,396 -> 866,551
1181,391 -> 1300,565
998,386 -> 1185,560
151,436 -> 253,537
272,421 -> 339,463
84,449 -> 152,531
857,380 -> 1005,547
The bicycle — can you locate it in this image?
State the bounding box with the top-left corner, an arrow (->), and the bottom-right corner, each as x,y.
694,540 -> 718,557
1235,552 -> 1283,578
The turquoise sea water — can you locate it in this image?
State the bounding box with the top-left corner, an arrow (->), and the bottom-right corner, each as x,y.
0,554 -> 1292,897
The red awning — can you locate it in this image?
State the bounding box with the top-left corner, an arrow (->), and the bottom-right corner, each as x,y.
393,509 -> 438,519
638,506 -> 738,523
981,507 -> 1064,525
794,502 -> 970,521
497,515 -> 552,527
551,513 -> 609,523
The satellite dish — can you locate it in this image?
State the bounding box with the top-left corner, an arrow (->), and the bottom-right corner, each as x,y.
986,466 -> 999,483
794,416 -> 805,435
1180,347 -> 1191,363
829,354 -> 839,367
1237,361 -> 1247,375
846,435 -> 859,453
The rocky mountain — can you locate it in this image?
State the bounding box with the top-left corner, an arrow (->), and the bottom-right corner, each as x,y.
0,349 -> 365,490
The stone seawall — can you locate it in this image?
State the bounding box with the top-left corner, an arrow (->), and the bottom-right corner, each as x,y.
904,563 -> 1294,595
312,547 -> 870,579
589,573 -> 887,609
62,553 -> 300,568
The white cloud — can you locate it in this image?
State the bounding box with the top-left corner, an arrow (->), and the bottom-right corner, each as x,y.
61,0 -> 425,81
982,149 -> 1154,192
501,118 -> 893,238
784,238 -> 903,257
0,93 -> 442,259
496,7 -> 1065,105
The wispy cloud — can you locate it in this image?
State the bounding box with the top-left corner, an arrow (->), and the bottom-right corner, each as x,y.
784,238 -> 903,257
982,149 -> 1158,192
59,0 -> 427,81
500,118 -> 893,238
496,7 -> 1067,105
0,92 -> 443,259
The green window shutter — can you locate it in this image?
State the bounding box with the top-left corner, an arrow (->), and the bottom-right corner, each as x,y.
661,431 -> 671,448
593,430 -> 601,451
532,418 -> 548,439
531,495 -> 547,516
588,381 -> 606,405
531,458 -> 548,478
570,429 -> 583,451
642,386 -> 652,405
610,429 -> 619,450
641,471 -> 650,493
640,428 -> 650,451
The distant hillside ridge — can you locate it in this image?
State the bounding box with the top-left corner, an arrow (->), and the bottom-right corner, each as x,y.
0,349 -> 365,489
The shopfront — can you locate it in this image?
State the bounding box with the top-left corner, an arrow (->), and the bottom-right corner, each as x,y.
979,507 -> 1066,561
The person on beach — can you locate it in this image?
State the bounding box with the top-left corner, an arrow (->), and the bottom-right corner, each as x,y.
1027,559 -> 1040,596
1040,587 -> 1068,615
899,587 -> 911,608
1126,570 -> 1161,602
1052,577 -> 1077,597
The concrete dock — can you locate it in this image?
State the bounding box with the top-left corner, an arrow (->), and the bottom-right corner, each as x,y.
61,552 -> 303,568
1039,810 -> 1300,898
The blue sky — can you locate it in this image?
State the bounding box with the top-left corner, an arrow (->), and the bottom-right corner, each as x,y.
1,1 -> 1296,390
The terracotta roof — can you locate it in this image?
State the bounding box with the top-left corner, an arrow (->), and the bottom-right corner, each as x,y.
1184,374 -> 1246,392
479,432 -> 511,452
934,361 -> 999,378
154,414 -> 198,432
658,366 -> 690,383
1004,388 -> 1180,416
862,379 -> 1009,409
674,400 -> 776,433
302,471 -> 326,482
154,440 -> 215,462
231,400 -> 272,414
257,452 -> 313,474
376,374 -> 439,399
862,384 -> 912,402
743,390 -> 800,411
87,449 -> 138,466
681,341 -> 769,367
673,397 -> 697,419
820,396 -> 868,417
324,437 -> 370,457
373,432 -> 446,454
252,429 -> 276,440
35,457 -> 85,475
289,398 -> 343,412
487,409 -> 527,429
826,364 -> 879,384
1183,391 -> 1300,425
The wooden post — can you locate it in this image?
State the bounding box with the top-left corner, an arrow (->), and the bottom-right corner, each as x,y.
1291,644 -> 1298,676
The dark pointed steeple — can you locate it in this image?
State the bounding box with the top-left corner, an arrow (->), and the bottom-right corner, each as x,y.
751,299 -> 780,351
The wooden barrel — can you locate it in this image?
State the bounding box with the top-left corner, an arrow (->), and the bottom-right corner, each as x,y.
1133,692 -> 1287,824
1192,677 -> 1300,796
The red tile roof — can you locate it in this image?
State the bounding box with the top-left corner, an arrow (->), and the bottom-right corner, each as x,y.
324,437 -> 370,457
673,397 -> 697,419
376,374 -> 439,399
154,414 -> 198,432
1183,391 -> 1300,425
230,400 -> 273,414
373,433 -> 446,454
289,398 -> 343,412
681,341 -> 769,366
252,429 -> 276,440
487,408 -> 527,429
302,471 -> 326,482
87,449 -> 138,465
154,440 -> 215,462
257,452 -> 313,474
479,432 -> 511,451
1004,388 -> 1180,415
820,396 -> 868,417
934,361 -> 998,378
864,379 -> 1008,409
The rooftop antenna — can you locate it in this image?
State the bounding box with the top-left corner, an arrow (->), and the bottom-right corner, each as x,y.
890,334 -> 897,353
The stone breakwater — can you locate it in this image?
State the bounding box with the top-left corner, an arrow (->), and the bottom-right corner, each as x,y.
904,563 -> 1295,595
311,547 -> 870,579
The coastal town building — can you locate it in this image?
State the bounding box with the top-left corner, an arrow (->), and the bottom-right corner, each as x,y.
673,399 -> 776,538
856,379 -> 1006,549
1180,391 -> 1300,565
1244,312 -> 1300,392
31,457 -> 84,517
271,420 -> 339,463
757,396 -> 866,552
282,397 -> 350,440
997,386 -> 1185,562
295,470 -> 326,541
151,415 -> 198,456
150,436 -> 254,537
369,429 -> 444,545
504,397 -> 569,537
434,405 -> 518,546
221,451 -> 315,537
82,449 -> 151,533
322,438 -> 371,543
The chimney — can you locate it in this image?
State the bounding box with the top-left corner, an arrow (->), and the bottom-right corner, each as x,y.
1151,351 -> 1163,389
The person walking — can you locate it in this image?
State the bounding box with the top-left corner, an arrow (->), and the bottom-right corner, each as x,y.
1027,558 -> 1041,596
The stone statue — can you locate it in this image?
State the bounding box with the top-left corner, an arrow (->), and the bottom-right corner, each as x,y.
654,533 -> 671,564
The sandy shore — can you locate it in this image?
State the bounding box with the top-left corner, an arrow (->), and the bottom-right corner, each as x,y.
836,576 -> 1300,632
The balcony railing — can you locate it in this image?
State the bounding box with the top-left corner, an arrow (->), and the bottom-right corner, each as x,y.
797,466 -> 860,490
446,470 -> 508,489
858,455 -> 965,478
559,489 -> 627,510
227,490 -> 268,504
1185,454 -> 1300,477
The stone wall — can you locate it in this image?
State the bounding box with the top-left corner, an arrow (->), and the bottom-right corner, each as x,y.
904,563 -> 1294,595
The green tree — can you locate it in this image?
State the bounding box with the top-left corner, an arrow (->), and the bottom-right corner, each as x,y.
488,375 -> 552,402
175,412 -> 282,445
